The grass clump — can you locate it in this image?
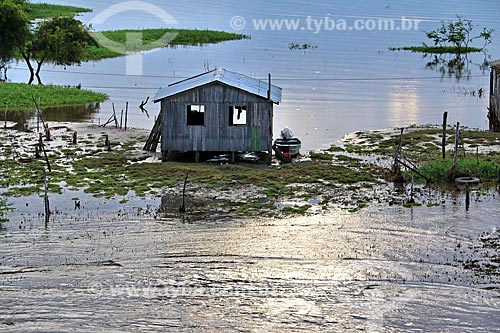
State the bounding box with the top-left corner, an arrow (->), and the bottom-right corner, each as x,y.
417,157 -> 500,182
87,29 -> 249,60
309,151 -> 333,161
0,82 -> 107,111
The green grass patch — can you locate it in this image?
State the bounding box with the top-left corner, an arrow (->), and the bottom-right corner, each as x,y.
389,46 -> 483,54
418,157 -> 500,182
309,151 -> 333,161
87,29 -> 249,60
26,3 -> 91,20
0,82 -> 107,111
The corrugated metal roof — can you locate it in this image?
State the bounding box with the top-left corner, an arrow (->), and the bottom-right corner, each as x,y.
154,68 -> 282,103
492,59 -> 500,70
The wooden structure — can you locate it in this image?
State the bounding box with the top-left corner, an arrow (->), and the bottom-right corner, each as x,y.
146,68 -> 282,163
489,59 -> 500,131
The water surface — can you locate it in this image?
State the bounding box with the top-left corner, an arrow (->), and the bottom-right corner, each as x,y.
9,0 -> 500,151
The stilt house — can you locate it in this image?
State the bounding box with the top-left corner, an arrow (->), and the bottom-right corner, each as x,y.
145,68 -> 282,163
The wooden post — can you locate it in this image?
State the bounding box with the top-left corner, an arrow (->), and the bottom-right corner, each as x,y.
37,106 -> 40,133
442,111 -> 448,159
179,174 -> 188,213
125,102 -> 129,130
195,151 -> 200,163
392,128 -> 404,174
120,109 -> 124,129
4,104 -> 7,129
397,128 -> 404,156
231,152 -> 236,164
105,135 -> 111,151
44,168 -> 51,223
451,122 -> 460,181
73,131 -> 77,145
44,123 -> 51,141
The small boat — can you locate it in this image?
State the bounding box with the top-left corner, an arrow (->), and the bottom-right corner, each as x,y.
273,127 -> 302,159
273,137 -> 302,157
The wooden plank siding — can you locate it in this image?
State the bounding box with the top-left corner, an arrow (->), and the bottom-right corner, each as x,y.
160,82 -> 273,152
490,66 -> 500,131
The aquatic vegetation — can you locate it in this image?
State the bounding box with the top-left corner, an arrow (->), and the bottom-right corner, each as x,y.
288,42 -> 318,51
389,46 -> 482,54
0,82 -> 107,111
26,3 -> 91,20
390,16 -> 493,55
87,29 -> 250,60
418,157 -> 500,182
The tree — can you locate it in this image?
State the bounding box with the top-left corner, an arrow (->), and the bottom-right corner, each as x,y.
425,16 -> 494,53
0,0 -> 30,80
24,16 -> 96,84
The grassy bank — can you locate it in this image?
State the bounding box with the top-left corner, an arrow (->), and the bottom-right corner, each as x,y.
26,3 -> 91,20
0,82 -> 107,111
389,46 -> 483,54
339,126 -> 500,183
87,29 -> 249,60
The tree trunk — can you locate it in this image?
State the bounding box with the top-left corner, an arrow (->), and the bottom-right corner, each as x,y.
20,51 -> 35,85
35,60 -> 44,85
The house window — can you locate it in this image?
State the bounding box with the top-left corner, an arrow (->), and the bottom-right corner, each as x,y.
187,105 -> 205,126
229,106 -> 247,126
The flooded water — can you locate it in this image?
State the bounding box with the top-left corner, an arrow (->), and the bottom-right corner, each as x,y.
8,0 -> 500,151
3,1 -> 500,331
1,192 -> 500,331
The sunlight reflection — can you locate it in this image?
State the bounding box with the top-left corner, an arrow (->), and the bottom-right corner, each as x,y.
387,82 -> 421,127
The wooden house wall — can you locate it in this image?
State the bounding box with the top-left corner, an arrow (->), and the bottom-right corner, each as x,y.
160,83 -> 273,152
490,67 -> 500,131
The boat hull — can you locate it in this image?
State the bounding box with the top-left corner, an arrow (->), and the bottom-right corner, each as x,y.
273,138 -> 302,156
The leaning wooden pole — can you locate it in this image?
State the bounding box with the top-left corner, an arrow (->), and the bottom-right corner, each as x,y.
43,168 -> 51,223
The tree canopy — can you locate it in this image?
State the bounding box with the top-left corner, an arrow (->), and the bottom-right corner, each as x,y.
0,0 -> 29,63
0,0 -> 96,84
29,16 -> 96,83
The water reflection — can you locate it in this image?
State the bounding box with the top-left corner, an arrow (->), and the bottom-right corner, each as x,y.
5,103 -> 101,130
423,52 -> 492,81
387,83 -> 421,126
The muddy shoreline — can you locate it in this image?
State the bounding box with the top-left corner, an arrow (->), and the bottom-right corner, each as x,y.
1,122 -> 500,222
